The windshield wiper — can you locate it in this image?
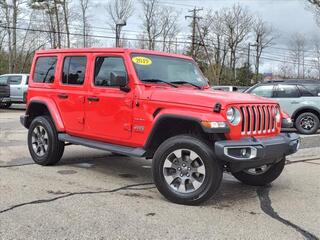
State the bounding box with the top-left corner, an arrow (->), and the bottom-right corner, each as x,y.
171,81 -> 202,89
141,79 -> 177,88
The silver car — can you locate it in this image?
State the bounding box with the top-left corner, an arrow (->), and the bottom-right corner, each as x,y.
245,80 -> 320,134
0,74 -> 29,107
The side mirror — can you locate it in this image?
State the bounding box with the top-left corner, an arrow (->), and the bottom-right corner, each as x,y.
109,71 -> 130,92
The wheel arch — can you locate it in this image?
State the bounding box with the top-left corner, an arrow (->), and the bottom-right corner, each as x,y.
292,106 -> 320,122
25,99 -> 65,131
143,114 -> 227,158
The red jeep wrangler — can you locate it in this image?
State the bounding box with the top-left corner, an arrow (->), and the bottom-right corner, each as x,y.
21,48 -> 300,205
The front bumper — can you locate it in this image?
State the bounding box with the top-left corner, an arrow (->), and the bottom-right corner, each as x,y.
215,133 -> 300,172
282,117 -> 293,128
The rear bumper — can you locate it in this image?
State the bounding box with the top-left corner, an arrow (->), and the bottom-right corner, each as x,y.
215,133 -> 300,172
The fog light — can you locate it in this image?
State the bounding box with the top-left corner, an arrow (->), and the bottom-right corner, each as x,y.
224,146 -> 257,160
240,148 -> 247,157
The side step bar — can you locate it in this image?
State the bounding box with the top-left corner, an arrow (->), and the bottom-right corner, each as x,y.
58,134 -> 146,157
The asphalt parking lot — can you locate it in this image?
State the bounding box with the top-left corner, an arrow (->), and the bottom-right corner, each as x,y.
0,105 -> 319,240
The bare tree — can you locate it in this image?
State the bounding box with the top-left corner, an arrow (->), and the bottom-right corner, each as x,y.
289,33 -> 307,78
140,0 -> 165,50
106,0 -> 133,47
312,36 -> 320,79
252,17 -> 274,82
79,0 -> 89,48
61,0 -> 70,48
208,10 -> 229,84
222,4 -> 253,80
159,6 -> 179,52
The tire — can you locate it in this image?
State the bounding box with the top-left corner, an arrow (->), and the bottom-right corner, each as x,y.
28,116 -> 65,166
295,112 -> 319,135
0,102 -> 11,109
152,135 -> 223,205
232,158 -> 285,186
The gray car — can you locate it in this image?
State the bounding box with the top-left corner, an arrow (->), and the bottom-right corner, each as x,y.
245,80 -> 320,134
0,74 -> 29,107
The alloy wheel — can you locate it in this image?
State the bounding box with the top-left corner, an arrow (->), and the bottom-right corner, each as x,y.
163,149 -> 206,194
31,125 -> 49,157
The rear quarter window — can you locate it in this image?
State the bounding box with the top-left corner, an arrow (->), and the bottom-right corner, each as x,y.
34,57 -> 57,83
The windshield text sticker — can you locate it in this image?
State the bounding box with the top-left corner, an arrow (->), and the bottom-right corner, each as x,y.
132,56 -> 152,65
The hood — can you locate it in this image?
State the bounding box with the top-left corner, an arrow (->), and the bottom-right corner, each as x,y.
150,88 -> 277,109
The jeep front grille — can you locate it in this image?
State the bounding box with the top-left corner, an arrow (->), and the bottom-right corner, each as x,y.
239,104 -> 277,135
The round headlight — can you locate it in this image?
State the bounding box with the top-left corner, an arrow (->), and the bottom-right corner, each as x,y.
226,107 -> 241,125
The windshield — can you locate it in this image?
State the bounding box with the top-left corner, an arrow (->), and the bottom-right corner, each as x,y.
131,54 -> 207,87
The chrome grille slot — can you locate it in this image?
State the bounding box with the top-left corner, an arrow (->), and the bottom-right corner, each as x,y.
239,104 -> 278,136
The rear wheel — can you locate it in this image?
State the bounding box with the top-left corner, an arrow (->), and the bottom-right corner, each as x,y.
231,158 -> 285,186
28,116 -> 64,165
0,102 -> 11,108
295,112 -> 319,135
152,135 -> 222,205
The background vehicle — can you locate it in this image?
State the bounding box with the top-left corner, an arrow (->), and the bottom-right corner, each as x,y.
0,75 -> 10,108
21,48 -> 299,205
245,80 -> 320,134
0,74 -> 29,107
212,86 -> 249,92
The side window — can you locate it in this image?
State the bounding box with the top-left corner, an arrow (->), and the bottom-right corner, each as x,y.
34,57 -> 57,83
0,76 -> 8,85
8,76 -> 22,85
94,57 -> 127,87
275,84 -> 300,98
302,84 -> 320,96
62,56 -> 87,85
250,85 -> 274,98
297,85 -> 314,97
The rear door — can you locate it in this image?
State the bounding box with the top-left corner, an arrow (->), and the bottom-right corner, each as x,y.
8,75 -> 23,101
54,55 -> 88,134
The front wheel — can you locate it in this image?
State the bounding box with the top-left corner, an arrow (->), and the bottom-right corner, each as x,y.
28,116 -> 65,166
152,135 -> 222,205
231,158 -> 285,186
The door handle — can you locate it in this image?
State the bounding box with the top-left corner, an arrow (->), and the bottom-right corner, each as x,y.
291,101 -> 300,104
87,96 -> 99,102
57,93 -> 68,99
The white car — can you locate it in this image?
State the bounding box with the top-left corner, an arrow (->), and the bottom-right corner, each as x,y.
0,74 -> 29,107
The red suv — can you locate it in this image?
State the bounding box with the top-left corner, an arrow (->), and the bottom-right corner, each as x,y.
21,48 -> 300,205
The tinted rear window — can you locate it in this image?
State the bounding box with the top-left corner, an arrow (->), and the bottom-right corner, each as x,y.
34,57 -> 57,83
275,84 -> 300,98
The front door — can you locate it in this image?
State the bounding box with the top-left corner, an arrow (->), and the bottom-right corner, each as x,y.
54,55 -> 88,133
85,54 -> 133,142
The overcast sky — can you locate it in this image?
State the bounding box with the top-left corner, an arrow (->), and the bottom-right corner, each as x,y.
90,0 -> 320,73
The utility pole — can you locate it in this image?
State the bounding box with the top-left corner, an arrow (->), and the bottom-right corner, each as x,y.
185,7 -> 203,58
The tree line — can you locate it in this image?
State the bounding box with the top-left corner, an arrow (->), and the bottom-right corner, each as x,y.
0,0 -> 320,85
